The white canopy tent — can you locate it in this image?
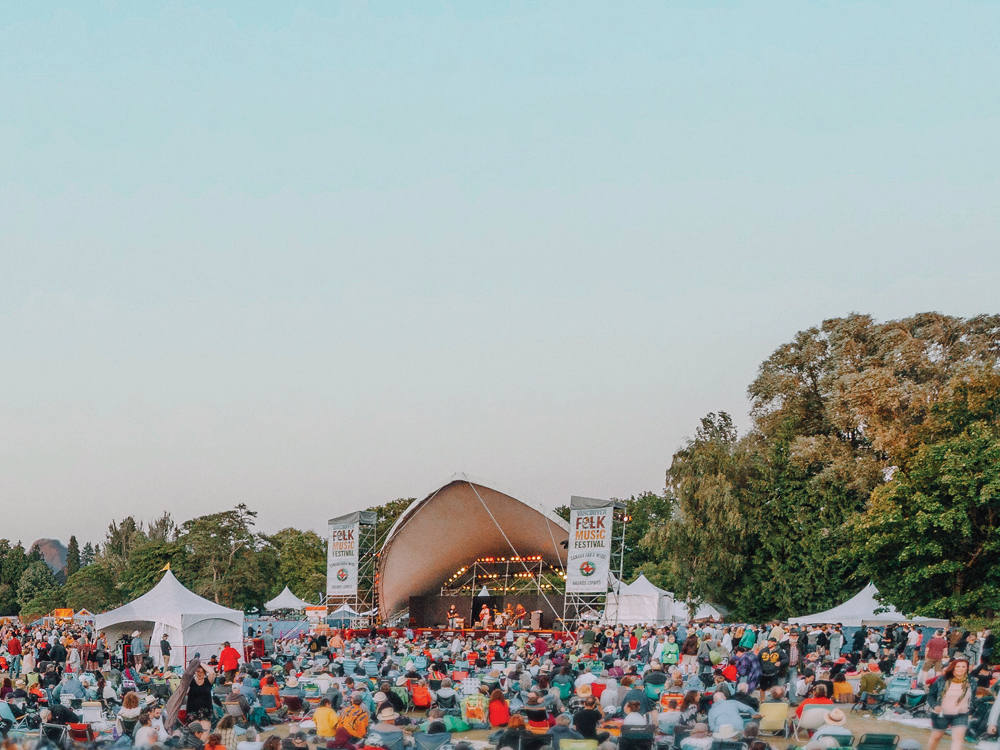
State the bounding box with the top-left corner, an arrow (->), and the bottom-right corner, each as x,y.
789,583 -> 949,628
605,574 -> 675,625
673,601 -> 725,623
94,570 -> 244,668
265,586 -> 310,611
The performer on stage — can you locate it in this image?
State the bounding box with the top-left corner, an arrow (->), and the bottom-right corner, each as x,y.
515,603 -> 527,628
479,604 -> 491,629
493,608 -> 505,628
447,604 -> 459,629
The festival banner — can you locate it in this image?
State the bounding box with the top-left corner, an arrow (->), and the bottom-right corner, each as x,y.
566,500 -> 612,593
327,513 -> 361,596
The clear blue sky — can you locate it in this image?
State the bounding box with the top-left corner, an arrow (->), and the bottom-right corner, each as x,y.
2,2 -> 998,546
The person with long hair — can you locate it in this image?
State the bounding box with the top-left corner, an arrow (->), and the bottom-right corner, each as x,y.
489,689 -> 510,727
680,690 -> 701,724
927,658 -> 979,750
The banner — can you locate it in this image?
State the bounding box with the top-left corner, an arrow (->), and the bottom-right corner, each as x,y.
327,514 -> 361,596
566,500 -> 613,593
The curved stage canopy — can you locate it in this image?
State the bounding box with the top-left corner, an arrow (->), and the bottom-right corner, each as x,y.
377,474 -> 569,619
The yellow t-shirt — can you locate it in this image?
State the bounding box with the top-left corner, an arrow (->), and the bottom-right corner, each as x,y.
314,706 -> 339,737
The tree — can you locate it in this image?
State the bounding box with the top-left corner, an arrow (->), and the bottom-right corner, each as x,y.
66,536 -> 81,576
20,588 -> 66,622
17,561 -> 58,608
81,542 -> 97,567
179,504 -> 260,605
146,512 -> 177,542
366,498 -> 415,546
271,529 -> 327,603
98,517 -> 147,578
852,370 -> 1000,618
118,541 -> 189,600
64,564 -> 118,612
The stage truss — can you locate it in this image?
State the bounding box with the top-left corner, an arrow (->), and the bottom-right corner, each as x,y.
561,500 -> 628,633
440,555 -> 566,597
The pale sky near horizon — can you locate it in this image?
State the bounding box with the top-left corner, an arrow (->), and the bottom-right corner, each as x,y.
2,2 -> 998,547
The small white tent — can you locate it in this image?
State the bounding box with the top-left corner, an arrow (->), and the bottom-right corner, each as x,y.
265,586 -> 310,611
673,601 -> 724,622
605,574 -> 674,625
95,570 -> 244,667
789,583 -> 949,628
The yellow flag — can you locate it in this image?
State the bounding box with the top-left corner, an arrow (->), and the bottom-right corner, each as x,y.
160,562 -> 171,572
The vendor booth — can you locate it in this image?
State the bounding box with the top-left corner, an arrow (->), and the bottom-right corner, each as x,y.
94,570 -> 244,667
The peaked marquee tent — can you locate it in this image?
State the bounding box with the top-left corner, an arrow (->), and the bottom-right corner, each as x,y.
673,600 -> 725,622
265,586 -> 310,611
605,574 -> 675,625
789,583 -> 949,628
94,570 -> 244,667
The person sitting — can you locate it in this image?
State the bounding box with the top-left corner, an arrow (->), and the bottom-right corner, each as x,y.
236,726 -> 264,750
411,680 -> 434,711
522,694 -> 551,733
313,698 -> 339,738
734,683 -> 760,712
831,674 -> 854,704
658,698 -> 683,733
489,689 -> 511,727
858,662 -> 886,696
795,684 -> 834,718
574,696 -> 609,742
811,708 -> 853,744
117,691 -> 143,734
619,678 -> 652,714
338,693 -> 370,740
496,714 -> 546,750
622,700 -> 647,726
763,686 -> 787,703
434,678 -> 460,712
679,722 -> 714,750
546,712 -> 584,750
371,707 -> 412,747
707,692 -> 751,732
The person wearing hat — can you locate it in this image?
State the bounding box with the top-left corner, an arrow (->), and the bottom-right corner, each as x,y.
712,725 -> 740,742
680,722 -> 713,750
160,632 -> 172,671
811,709 -> 853,744
758,638 -> 787,694
857,662 -> 886,696
371,707 -> 410,747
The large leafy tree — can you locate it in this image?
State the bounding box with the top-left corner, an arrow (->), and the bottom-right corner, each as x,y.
98,517 -> 148,578
270,529 -> 326,604
178,504 -> 263,606
118,541 -> 189,600
21,588 -> 66,622
64,564 -> 118,611
852,370 -> 1000,618
17,561 -> 58,608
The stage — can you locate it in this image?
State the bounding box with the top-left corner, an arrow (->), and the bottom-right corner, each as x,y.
341,627 -> 572,641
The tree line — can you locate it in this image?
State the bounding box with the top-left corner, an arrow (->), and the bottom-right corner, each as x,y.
0,498 -> 417,622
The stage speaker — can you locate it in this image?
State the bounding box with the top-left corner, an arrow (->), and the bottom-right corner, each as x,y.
530,611 -> 542,630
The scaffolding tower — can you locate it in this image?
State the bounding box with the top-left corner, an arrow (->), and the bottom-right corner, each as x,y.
326,510 -> 380,626
561,496 -> 627,633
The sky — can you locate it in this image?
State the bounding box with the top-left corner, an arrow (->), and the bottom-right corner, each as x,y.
1,2 -> 998,547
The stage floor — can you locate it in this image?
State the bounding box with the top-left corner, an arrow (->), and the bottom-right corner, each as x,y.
343,627 -> 571,641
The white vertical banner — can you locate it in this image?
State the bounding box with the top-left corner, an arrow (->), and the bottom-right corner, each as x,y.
566,504 -> 612,593
327,514 -> 361,596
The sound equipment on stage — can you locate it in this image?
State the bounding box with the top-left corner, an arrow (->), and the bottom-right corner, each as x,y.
454,618 -> 464,629
531,611 -> 542,630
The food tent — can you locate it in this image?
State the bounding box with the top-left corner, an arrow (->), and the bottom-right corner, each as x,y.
789,583 -> 949,628
265,586 -> 311,611
94,570 -> 244,667
605,574 -> 675,625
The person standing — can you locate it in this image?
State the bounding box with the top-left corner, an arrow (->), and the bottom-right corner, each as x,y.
218,641 -> 241,682
829,626 -> 843,662
131,631 -> 146,671
927,658 -> 978,750
160,633 -> 172,671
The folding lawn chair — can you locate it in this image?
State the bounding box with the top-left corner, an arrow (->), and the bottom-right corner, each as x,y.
856,733 -> 898,750
711,742 -> 747,750
757,701 -> 790,737
619,724 -> 656,750
560,741 -> 598,750
413,732 -> 451,750
792,707 -> 830,741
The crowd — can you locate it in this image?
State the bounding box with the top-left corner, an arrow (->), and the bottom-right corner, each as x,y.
1,618 -> 998,750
